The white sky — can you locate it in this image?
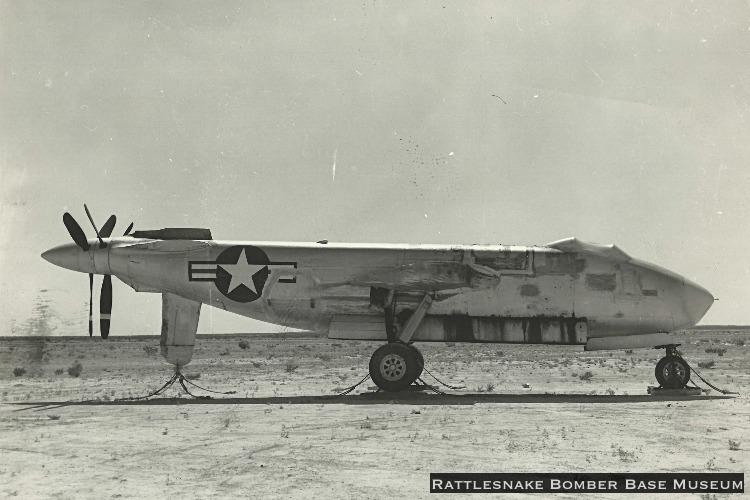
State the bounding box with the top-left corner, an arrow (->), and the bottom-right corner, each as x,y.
2,1 -> 749,336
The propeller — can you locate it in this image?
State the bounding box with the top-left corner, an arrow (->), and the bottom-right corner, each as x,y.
88,273 -> 94,337
100,215 -> 117,239
63,212 -> 90,251
61,206 -> 121,339
84,204 -> 108,248
100,275 -> 112,339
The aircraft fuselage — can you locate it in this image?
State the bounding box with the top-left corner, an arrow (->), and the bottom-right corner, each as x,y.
42,237 -> 713,351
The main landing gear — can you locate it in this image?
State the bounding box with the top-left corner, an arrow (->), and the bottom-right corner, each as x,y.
654,345 -> 691,389
368,290 -> 431,392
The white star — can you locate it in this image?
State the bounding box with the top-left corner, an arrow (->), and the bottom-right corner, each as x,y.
218,248 -> 267,295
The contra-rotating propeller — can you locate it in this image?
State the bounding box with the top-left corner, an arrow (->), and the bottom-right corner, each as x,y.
61,206 -> 132,339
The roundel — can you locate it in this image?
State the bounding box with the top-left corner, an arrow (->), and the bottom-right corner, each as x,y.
213,246 -> 271,303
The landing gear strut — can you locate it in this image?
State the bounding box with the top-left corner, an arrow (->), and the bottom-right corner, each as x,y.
654,345 -> 691,389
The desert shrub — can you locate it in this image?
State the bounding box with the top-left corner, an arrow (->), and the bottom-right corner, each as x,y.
238,340 -> 250,350
624,349 -> 634,354
285,360 -> 299,373
614,447 -> 636,462
143,346 -> 158,357
605,388 -> 615,396
185,373 -> 200,380
729,439 -> 741,451
13,367 -> 26,377
705,347 -> 727,356
219,348 -> 230,356
697,360 -> 715,369
485,382 -> 496,392
316,354 -> 332,362
732,338 -> 746,346
579,371 -> 594,381
67,361 -> 83,377
54,368 -> 64,375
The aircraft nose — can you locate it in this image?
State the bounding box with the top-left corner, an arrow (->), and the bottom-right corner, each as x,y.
683,278 -> 714,326
41,243 -> 84,273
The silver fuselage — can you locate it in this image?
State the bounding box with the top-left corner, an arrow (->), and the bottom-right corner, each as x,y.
42,237 -> 713,350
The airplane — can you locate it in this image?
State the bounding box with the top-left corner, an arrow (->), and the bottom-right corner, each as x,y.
41,207 -> 714,393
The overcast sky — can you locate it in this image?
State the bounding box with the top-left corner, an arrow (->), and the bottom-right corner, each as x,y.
2,1 -> 749,336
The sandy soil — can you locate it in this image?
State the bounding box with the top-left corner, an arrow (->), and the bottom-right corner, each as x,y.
1,329 -> 748,499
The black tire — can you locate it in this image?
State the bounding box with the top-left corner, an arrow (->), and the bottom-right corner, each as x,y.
407,344 -> 424,380
655,355 -> 691,389
369,343 -> 420,392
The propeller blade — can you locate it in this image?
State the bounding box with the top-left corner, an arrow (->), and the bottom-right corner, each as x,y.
100,215 -> 117,238
63,213 -> 90,251
123,223 -> 134,236
88,273 -> 94,337
83,204 -> 106,248
100,275 -> 112,339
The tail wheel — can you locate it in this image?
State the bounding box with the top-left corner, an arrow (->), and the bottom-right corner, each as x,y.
369,343 -> 420,392
655,355 -> 691,389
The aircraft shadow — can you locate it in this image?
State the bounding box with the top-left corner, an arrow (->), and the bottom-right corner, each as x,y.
11,392 -> 734,411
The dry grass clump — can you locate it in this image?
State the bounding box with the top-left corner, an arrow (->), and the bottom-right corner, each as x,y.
67,361 -> 83,377
285,360 -> 299,373
614,447 -> 636,462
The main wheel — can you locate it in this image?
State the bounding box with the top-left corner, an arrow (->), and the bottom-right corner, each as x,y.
407,344 -> 424,380
655,355 -> 691,389
369,343 -> 420,392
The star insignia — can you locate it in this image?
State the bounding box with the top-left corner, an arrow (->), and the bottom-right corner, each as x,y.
217,248 -> 267,295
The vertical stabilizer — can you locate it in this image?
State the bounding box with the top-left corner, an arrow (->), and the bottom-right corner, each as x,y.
160,293 -> 201,367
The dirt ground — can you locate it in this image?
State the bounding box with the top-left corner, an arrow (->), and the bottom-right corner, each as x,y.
1,328 -> 748,499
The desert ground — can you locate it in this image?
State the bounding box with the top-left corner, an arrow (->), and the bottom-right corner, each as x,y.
1,328 -> 748,499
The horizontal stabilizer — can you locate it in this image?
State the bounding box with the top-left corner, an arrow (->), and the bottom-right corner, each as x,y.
546,237 -> 631,262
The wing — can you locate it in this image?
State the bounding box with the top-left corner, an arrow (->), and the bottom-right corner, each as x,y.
315,260 -> 502,292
